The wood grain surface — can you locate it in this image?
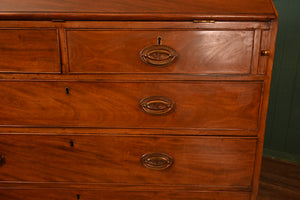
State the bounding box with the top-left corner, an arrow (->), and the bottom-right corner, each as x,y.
0,189 -> 250,200
0,29 -> 60,73
67,30 -> 254,74
0,1 -> 279,199
0,0 -> 274,13
0,21 -> 271,30
0,0 -> 276,21
258,30 -> 271,74
250,18 -> 278,200
0,135 -> 256,186
0,81 -> 262,130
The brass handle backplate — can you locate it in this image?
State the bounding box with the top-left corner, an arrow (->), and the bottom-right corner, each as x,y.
0,154 -> 6,167
140,45 -> 178,66
139,96 -> 175,115
141,152 -> 174,170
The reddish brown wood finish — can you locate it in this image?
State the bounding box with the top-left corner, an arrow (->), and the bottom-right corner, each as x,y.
0,0 -> 278,199
0,0 -> 276,21
0,189 -> 250,200
0,0 -> 275,14
0,29 -> 60,73
0,135 -> 256,186
0,81 -> 262,130
0,21 -> 271,30
258,30 -> 272,74
250,19 -> 278,200
67,30 -> 254,74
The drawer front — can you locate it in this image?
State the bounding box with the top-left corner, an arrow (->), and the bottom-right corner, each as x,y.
0,189 -> 250,200
0,29 -> 60,73
0,135 -> 256,186
0,81 -> 262,130
67,30 -> 254,74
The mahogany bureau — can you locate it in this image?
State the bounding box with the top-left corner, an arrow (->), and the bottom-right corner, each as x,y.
0,0 -> 278,199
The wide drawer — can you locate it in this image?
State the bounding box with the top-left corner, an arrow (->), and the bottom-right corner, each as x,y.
0,135 -> 256,186
0,189 -> 250,200
0,29 -> 60,73
0,81 -> 262,130
67,30 -> 254,74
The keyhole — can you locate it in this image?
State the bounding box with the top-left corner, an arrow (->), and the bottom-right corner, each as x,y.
77,194 -> 80,200
157,36 -> 162,45
70,140 -> 74,147
65,87 -> 70,95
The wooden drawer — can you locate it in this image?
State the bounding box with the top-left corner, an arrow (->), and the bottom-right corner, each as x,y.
0,189 -> 251,200
0,135 -> 256,186
67,30 -> 254,74
0,81 -> 262,131
0,29 -> 60,73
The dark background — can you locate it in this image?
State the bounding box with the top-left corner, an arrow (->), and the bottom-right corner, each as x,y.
264,0 -> 300,163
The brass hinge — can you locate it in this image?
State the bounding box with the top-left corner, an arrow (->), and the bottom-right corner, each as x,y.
193,19 -> 216,23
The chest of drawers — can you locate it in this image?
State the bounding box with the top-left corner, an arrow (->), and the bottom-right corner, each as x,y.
0,0 -> 278,199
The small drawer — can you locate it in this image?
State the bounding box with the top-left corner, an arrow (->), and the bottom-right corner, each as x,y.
0,29 -> 60,73
67,30 -> 254,74
0,189 -> 251,200
0,81 -> 262,131
0,135 -> 256,186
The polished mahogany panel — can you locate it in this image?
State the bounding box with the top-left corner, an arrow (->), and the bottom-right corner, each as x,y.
0,0 -> 279,199
0,189 -> 250,200
0,81 -> 262,130
0,135 -> 256,186
0,0 -> 276,21
67,30 -> 254,74
259,30 -> 272,74
0,189 -> 251,200
0,29 -> 60,73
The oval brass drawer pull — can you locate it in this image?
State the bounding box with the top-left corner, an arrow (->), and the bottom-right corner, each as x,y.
139,96 -> 175,115
140,45 -> 178,66
141,152 -> 174,170
0,154 -> 6,167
